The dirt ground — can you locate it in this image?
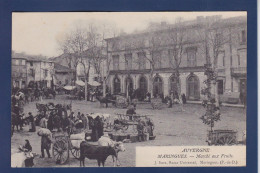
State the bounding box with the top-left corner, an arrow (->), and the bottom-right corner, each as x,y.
11,95 -> 246,167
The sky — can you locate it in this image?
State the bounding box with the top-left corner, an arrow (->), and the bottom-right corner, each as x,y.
12,12 -> 246,58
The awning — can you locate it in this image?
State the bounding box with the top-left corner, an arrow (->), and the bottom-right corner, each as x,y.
63,86 -> 76,91
76,80 -> 85,87
88,81 -> 101,87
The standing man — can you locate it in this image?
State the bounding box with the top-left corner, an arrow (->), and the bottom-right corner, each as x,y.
28,112 -> 36,132
81,113 -> 88,130
47,112 -> 54,131
137,120 -> 144,142
40,135 -> 51,158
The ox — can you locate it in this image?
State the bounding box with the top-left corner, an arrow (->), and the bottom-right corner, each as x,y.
79,141 -> 125,167
98,139 -> 125,166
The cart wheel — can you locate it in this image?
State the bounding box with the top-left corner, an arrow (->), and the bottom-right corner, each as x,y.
71,148 -> 80,159
216,135 -> 236,145
120,125 -> 128,132
52,140 -> 69,164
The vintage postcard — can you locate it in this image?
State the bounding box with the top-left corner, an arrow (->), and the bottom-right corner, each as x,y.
11,12 -> 247,167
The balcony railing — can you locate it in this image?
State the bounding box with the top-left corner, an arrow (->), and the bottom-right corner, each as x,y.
217,68 -> 225,76
231,67 -> 247,77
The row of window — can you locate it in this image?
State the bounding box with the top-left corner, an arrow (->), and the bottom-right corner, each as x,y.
112,48 -> 246,70
12,59 -> 26,66
29,69 -> 48,78
12,59 -> 54,67
13,80 -> 26,88
14,69 -> 49,78
112,48 -> 198,70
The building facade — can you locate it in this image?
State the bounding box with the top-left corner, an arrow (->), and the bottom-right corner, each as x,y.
12,53 -> 55,89
51,48 -> 107,86
12,57 -> 27,88
54,63 -> 75,86
105,16 -> 247,102
26,58 -> 54,88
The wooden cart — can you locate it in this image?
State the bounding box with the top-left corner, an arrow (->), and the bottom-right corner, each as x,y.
206,130 -> 237,146
115,95 -> 129,108
52,133 -> 81,164
115,114 -> 151,133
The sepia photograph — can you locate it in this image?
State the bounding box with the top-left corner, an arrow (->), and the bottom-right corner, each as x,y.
11,12 -> 247,167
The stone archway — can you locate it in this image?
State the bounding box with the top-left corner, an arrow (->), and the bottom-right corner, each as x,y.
169,75 -> 180,94
138,76 -> 148,100
186,74 -> 200,100
113,76 -> 121,94
153,75 -> 163,98
125,76 -> 133,96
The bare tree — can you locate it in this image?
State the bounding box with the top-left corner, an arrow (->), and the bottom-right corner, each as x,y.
198,18 -> 229,107
167,18 -> 186,110
99,24 -> 121,97
140,31 -> 164,98
123,38 -> 135,98
57,25 -> 90,100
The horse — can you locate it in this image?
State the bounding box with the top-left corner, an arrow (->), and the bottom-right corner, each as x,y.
34,89 -> 40,101
43,88 -> 56,99
11,112 -> 24,136
96,95 -> 116,108
36,103 -> 48,114
77,90 -> 85,100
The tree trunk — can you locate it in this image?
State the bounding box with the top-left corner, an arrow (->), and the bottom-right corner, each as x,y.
176,76 -> 184,111
149,75 -> 153,98
213,81 -> 219,107
213,66 -> 219,107
103,77 -> 106,97
85,73 -> 88,101
126,82 -> 129,98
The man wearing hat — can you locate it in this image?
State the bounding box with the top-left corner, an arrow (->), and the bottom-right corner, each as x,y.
137,119 -> 145,142
126,104 -> 136,121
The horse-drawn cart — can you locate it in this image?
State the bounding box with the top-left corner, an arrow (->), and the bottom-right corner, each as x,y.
206,130 -> 237,146
52,132 -> 83,164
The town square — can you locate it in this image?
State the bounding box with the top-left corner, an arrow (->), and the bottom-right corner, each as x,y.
11,12 -> 247,167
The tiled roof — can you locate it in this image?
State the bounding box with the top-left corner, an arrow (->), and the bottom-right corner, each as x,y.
54,63 -> 74,73
12,52 -> 53,62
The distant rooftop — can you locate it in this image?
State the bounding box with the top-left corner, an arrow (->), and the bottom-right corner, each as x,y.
54,63 -> 74,73
105,15 -> 247,41
12,52 -> 53,62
